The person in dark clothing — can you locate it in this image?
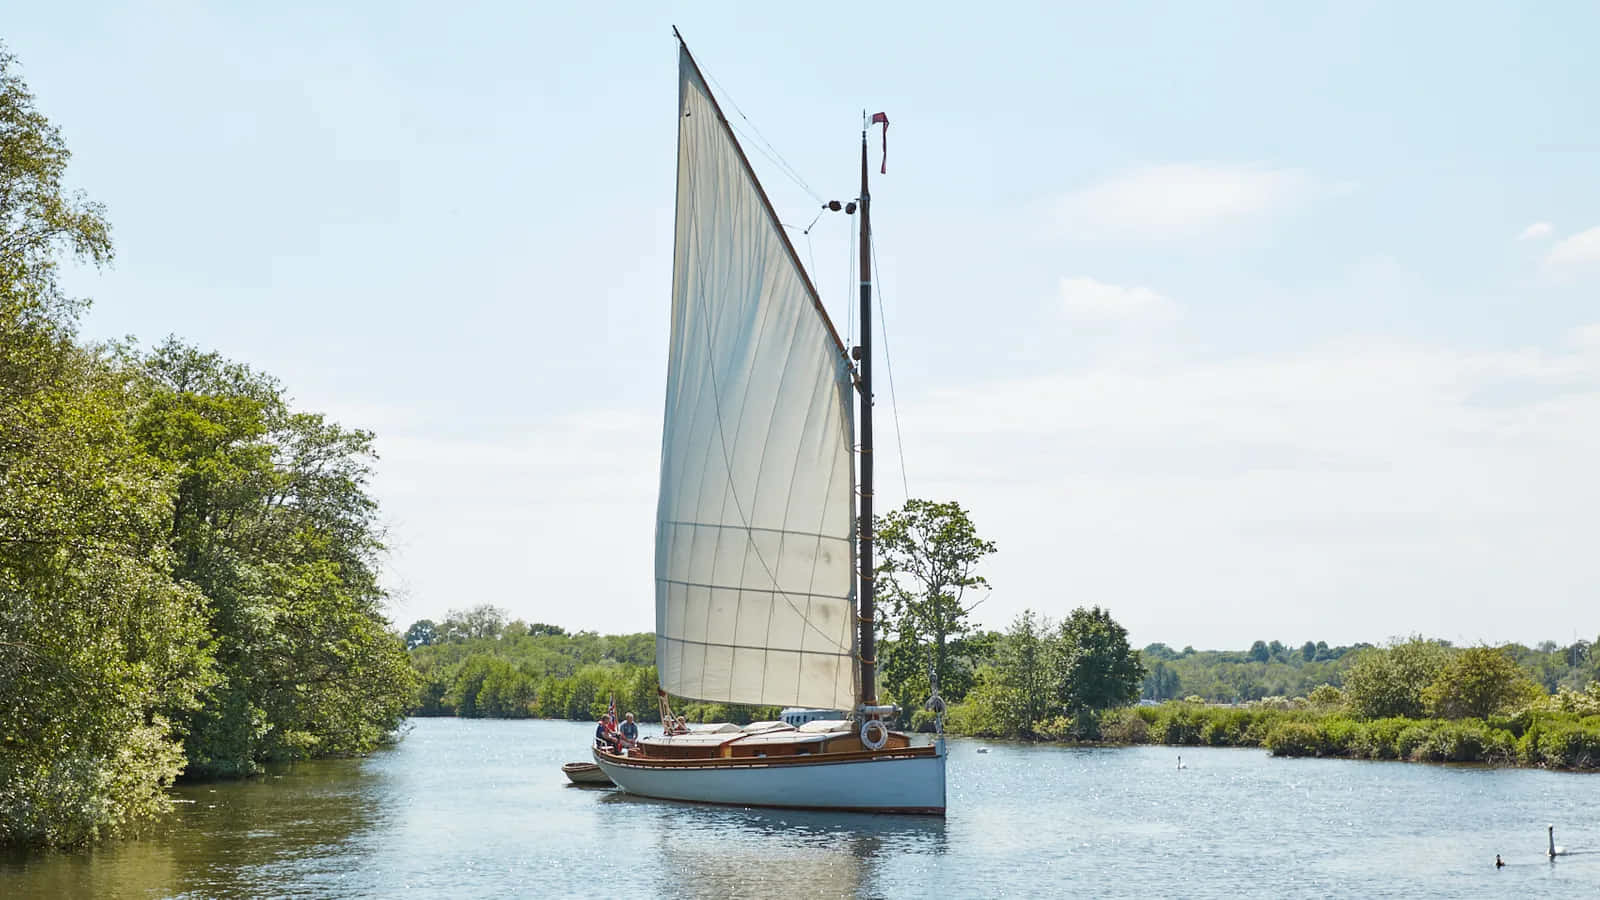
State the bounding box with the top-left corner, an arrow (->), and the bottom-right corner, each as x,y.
595,714 -> 620,751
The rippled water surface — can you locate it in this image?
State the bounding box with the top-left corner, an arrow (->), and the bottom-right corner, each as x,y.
6,717 -> 1600,898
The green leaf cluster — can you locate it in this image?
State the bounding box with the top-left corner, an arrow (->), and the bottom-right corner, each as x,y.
1,45 -> 411,846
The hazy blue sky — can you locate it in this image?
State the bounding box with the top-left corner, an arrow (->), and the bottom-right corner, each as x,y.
10,2 -> 1599,648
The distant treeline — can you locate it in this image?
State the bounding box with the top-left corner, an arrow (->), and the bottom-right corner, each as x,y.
1136,637 -> 1598,704
2,49 -> 413,850
404,607 -> 775,725
405,605 -> 1600,774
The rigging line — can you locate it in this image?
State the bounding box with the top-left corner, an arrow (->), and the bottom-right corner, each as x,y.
845,220 -> 856,348
728,119 -> 823,203
709,76 -> 823,203
870,236 -> 911,501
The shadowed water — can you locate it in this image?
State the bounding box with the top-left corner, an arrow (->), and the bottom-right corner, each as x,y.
4,717 -> 1598,897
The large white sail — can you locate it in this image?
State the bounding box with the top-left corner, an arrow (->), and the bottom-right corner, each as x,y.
655,47 -> 858,711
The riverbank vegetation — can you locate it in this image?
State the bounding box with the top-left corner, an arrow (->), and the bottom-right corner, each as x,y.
405,606 -> 776,725
950,630 -> 1600,770
1,47 -> 413,849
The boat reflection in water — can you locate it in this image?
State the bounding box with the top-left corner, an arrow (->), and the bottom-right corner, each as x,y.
601,792 -> 947,899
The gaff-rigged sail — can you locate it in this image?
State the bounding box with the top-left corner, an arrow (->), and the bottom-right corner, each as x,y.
655,45 -> 858,711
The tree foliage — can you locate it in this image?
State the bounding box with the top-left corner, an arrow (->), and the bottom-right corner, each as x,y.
1422,645 -> 1543,720
1,44 -> 412,845
990,610 -> 1054,737
1342,638 -> 1452,719
875,499 -> 995,710
133,340 -> 415,776
1052,606 -> 1145,736
0,46 -> 205,846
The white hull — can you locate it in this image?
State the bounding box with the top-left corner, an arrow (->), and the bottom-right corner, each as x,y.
593,741 -> 947,815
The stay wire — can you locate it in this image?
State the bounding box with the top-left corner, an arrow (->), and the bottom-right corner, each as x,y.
708,71 -> 824,204
870,236 -> 911,501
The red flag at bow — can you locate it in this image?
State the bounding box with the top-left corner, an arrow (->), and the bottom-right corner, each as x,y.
870,112 -> 889,174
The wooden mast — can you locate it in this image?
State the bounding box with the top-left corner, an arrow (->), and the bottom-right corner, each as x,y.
856,129 -> 877,712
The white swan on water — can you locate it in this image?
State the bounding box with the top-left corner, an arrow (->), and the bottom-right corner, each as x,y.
1549,825 -> 1567,857
1177,755 -> 1186,769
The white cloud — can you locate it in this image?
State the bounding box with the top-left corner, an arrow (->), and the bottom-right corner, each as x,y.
1517,222 -> 1553,241
899,332 -> 1600,648
368,410 -> 660,630
1572,323 -> 1600,350
1054,163 -> 1318,239
1058,276 -> 1178,325
1546,226 -> 1600,266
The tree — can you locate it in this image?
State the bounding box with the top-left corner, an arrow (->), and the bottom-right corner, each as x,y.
1301,641 -> 1317,662
875,499 -> 995,710
1248,641 -> 1270,663
135,340 -> 414,776
442,604 -> 507,642
404,619 -> 438,650
1052,606 -> 1144,737
1422,646 -> 1543,720
1143,661 -> 1182,701
1,46 -> 211,847
1341,637 -> 1452,719
992,610 -> 1053,736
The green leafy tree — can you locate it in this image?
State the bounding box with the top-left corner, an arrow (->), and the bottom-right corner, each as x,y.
135,340 -> 414,776
1342,637 -> 1452,719
875,499 -> 996,710
1422,645 -> 1543,719
1142,660 -> 1182,701
1052,606 -> 1144,737
404,619 -> 438,649
992,610 -> 1053,736
442,604 -> 507,642
1,46 -> 211,847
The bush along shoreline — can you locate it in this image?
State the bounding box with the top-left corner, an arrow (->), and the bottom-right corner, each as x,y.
947,694 -> 1600,771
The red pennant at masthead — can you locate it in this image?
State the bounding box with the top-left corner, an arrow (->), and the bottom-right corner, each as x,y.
870,112 -> 889,174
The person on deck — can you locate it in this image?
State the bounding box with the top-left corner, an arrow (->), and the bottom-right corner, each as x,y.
620,713 -> 639,747
595,714 -> 621,752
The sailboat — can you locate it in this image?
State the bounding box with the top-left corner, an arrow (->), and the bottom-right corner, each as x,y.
590,33 -> 947,815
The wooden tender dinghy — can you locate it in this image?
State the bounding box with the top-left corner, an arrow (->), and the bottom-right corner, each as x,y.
562,761 -> 614,785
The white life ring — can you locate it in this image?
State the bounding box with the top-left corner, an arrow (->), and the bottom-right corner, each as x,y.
860,719 -> 889,751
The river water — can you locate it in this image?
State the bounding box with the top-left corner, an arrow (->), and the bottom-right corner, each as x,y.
4,717 -> 1598,898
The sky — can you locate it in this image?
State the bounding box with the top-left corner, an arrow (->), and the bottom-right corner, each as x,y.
8,2 -> 1600,649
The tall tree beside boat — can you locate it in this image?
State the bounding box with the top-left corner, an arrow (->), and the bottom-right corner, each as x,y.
875,499 -> 996,713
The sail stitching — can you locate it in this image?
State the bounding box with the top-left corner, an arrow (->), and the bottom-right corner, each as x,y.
743,271 -> 816,705
656,577 -> 847,602
660,519 -> 845,542
658,635 -> 853,659
723,205 -> 790,704
676,76 -> 851,696
677,93 -> 724,697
